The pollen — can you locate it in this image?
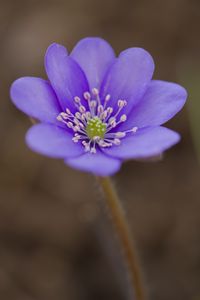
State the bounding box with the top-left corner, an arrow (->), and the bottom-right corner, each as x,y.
86,117 -> 106,139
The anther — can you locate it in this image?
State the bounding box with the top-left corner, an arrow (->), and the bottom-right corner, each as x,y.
79,105 -> 86,113
72,135 -> 81,143
118,100 -> 126,107
100,111 -> 107,120
120,114 -> 127,122
107,107 -> 113,115
85,112 -> 91,120
60,112 -> 68,119
75,112 -> 81,119
105,94 -> 111,102
57,115 -> 63,121
90,147 -> 96,154
108,117 -> 116,125
66,108 -> 71,115
74,96 -> 81,104
113,138 -> 121,145
132,127 -> 138,133
115,132 -> 126,138
92,88 -> 99,96
83,92 -> 91,101
67,122 -> 73,128
90,100 -> 97,108
97,105 -> 104,114
73,125 -> 80,132
82,141 -> 90,152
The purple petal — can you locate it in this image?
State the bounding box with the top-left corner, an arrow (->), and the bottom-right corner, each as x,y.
119,80 -> 188,131
65,151 -> 121,176
26,123 -> 84,158
102,126 -> 180,159
100,47 -> 154,114
45,43 -> 89,112
10,77 -> 61,123
70,37 -> 116,90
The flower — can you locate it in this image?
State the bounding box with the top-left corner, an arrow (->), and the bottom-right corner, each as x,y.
10,37 -> 187,176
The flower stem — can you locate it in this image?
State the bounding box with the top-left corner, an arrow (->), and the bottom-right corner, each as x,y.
96,176 -> 146,300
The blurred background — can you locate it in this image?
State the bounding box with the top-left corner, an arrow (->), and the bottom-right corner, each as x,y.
0,0 -> 200,299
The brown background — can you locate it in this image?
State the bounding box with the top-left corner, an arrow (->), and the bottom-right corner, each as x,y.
0,0 -> 200,299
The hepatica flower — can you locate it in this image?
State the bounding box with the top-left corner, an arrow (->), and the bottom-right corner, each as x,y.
10,38 -> 187,176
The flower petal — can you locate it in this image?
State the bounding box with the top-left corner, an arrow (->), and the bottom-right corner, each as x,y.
10,77 -> 61,123
100,47 -> 154,114
45,43 -> 89,112
26,123 -> 84,158
102,126 -> 180,159
70,37 -> 116,90
65,151 -> 121,176
119,80 -> 188,131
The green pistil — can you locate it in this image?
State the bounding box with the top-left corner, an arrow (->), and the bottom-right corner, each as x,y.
86,117 -> 107,139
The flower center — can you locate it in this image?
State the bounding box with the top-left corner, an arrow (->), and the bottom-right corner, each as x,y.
86,117 -> 106,140
56,88 -> 138,154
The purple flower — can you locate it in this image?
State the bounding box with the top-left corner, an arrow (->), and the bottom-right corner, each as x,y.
10,37 -> 187,176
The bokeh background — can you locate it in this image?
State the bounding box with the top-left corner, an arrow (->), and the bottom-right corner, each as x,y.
1,0 -> 200,299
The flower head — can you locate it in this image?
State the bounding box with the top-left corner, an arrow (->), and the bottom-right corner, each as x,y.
10,38 -> 187,176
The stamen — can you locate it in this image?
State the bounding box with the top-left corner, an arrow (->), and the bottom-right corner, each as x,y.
79,105 -> 86,113
67,122 -> 73,128
97,105 -> 104,115
105,94 -> 111,102
118,100 -> 127,108
115,132 -> 126,138
60,112 -> 68,119
57,115 -> 63,121
56,88 -> 139,154
66,108 -> 71,115
132,127 -> 138,133
92,88 -> 101,106
113,138 -> 121,145
104,94 -> 111,109
83,92 -> 91,101
92,88 -> 99,96
120,114 -> 127,122
74,96 -> 81,104
75,112 -> 81,119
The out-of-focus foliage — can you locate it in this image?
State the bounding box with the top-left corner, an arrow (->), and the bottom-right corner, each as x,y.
181,65 -> 200,162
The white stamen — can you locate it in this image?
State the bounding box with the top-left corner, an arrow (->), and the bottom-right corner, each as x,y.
90,100 -> 97,108
85,112 -> 91,120
66,108 -> 71,115
113,138 -> 121,145
107,107 -> 113,114
105,94 -> 111,102
90,145 -> 97,153
83,92 -> 91,101
57,115 -> 63,121
92,88 -> 99,96
97,105 -> 104,114
74,96 -> 81,104
115,132 -> 126,138
132,126 -> 138,133
118,100 -> 127,108
92,88 -> 101,106
120,114 -> 127,122
60,112 -> 68,119
57,88 -> 139,154
75,112 -> 81,119
79,105 -> 86,113
67,122 -> 73,128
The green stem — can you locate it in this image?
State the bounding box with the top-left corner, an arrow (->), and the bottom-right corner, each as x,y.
96,176 -> 146,300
